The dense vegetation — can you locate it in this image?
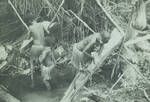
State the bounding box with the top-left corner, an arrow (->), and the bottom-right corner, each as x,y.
0,0 -> 150,102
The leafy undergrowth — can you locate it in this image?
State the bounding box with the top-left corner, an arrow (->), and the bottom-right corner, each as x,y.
73,48 -> 150,102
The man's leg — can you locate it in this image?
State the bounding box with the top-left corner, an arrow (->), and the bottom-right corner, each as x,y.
43,79 -> 51,90
39,47 -> 51,63
30,45 -> 44,88
41,65 -> 53,90
30,60 -> 35,88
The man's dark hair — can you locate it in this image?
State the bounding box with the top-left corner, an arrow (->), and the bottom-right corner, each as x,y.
36,16 -> 44,22
25,16 -> 35,26
24,11 -> 35,26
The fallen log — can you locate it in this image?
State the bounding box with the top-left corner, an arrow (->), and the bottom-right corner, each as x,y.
60,28 -> 123,102
0,86 -> 20,102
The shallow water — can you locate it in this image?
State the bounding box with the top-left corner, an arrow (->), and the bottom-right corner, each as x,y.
20,88 -> 66,102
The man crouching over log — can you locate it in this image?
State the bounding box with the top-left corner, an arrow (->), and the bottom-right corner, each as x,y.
71,32 -> 110,71
26,18 -> 56,88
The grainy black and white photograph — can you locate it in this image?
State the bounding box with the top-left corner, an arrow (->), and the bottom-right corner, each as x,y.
0,0 -> 150,102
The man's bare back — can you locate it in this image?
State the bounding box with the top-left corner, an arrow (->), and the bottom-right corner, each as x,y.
29,21 -> 50,45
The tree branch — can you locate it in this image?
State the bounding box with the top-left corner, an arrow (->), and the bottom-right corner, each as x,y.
44,0 -> 65,27
8,0 -> 29,31
95,0 -> 125,36
69,10 -> 96,34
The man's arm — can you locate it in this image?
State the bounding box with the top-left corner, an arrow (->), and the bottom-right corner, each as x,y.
42,21 -> 50,34
46,22 -> 57,34
82,35 -> 97,53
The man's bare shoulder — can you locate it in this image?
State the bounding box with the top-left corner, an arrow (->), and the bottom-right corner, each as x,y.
41,21 -> 50,26
29,23 -> 42,31
40,21 -> 50,29
41,21 -> 50,23
93,33 -> 100,37
29,23 -> 40,28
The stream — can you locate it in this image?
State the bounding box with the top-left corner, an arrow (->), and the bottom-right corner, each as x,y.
20,88 -> 66,102
1,64 -> 76,102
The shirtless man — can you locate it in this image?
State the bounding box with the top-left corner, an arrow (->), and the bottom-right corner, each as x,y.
71,32 -> 110,70
28,19 -> 56,88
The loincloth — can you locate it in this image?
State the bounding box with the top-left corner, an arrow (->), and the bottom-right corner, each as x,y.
30,45 -> 44,58
30,45 -> 52,65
